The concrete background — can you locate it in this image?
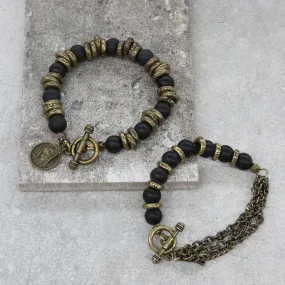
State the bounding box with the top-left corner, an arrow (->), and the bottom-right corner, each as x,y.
0,0 -> 285,284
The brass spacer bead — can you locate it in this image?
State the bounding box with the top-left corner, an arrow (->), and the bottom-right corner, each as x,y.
123,37 -> 134,56
45,109 -> 65,119
84,42 -> 93,60
158,96 -> 175,106
148,181 -> 163,191
43,100 -> 62,114
56,51 -> 70,62
152,63 -> 170,82
65,50 -> 77,66
144,57 -> 160,72
157,86 -> 175,96
212,143 -> 221,161
171,146 -> 186,163
56,57 -> 72,71
119,132 -> 130,150
116,41 -> 125,57
158,161 -> 173,174
41,73 -> 62,85
194,136 -> 206,156
100,38 -> 107,57
231,150 -> 240,167
125,133 -> 137,150
143,203 -> 161,209
141,115 -> 157,131
142,109 -> 164,126
90,40 -> 98,58
148,61 -> 161,77
159,91 -> 180,104
94,36 -> 101,55
127,127 -> 139,142
42,81 -> 62,92
129,42 -> 142,62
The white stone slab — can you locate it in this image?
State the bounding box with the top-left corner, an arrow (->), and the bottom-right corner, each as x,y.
19,0 -> 198,191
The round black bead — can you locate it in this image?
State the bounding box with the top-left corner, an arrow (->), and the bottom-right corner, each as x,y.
48,115 -> 67,133
145,208 -> 162,225
143,187 -> 161,203
201,140 -> 216,158
156,75 -> 175,87
134,122 -> 152,140
177,140 -> 195,157
42,88 -> 61,102
236,153 -> 253,171
155,101 -> 172,119
150,167 -> 168,185
136,49 -> 154,66
49,62 -> 67,77
70,45 -> 86,62
105,135 -> 123,154
162,151 -> 181,168
219,145 -> 234,163
106,38 -> 119,57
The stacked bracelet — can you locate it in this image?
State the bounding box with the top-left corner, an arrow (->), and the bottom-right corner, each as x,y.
143,137 -> 269,264
31,36 -> 179,170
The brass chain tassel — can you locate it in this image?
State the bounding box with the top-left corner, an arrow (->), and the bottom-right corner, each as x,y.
174,174 -> 269,265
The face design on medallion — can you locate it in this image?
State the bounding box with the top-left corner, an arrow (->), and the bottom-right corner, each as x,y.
39,148 -> 53,161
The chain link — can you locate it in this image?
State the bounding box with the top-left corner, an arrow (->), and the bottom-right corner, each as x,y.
175,174 -> 269,265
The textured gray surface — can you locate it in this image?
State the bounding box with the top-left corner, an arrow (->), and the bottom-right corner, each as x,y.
1,0 -> 285,284
19,0 -> 198,191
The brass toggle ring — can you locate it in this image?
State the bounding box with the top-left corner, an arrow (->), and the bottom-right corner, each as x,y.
70,137 -> 99,165
148,225 -> 177,255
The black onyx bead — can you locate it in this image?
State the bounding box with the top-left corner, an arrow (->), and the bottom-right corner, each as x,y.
177,140 -> 195,157
150,167 -> 168,185
156,75 -> 175,87
201,140 -> 216,158
49,62 -> 67,77
236,153 -> 253,171
145,208 -> 162,225
155,101 -> 172,119
134,122 -> 152,140
106,38 -> 119,57
42,88 -> 61,102
162,151 -> 181,168
70,45 -> 86,62
219,145 -> 234,163
143,187 -> 161,203
48,115 -> 67,133
105,135 -> 123,154
136,49 -> 154,66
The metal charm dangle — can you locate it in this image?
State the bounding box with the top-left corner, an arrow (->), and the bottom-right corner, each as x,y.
148,222 -> 185,264
30,141 -> 68,170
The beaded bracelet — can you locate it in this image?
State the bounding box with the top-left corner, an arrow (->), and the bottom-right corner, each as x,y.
143,137 -> 269,264
30,36 -> 179,170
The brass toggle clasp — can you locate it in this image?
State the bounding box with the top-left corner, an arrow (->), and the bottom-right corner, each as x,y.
148,222 -> 185,264
69,124 -> 100,170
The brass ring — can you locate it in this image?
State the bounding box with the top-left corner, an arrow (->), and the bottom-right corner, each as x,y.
212,143 -> 221,161
148,225 -> 177,255
116,41 -> 125,57
90,40 -> 98,58
231,150 -> 240,167
194,136 -> 206,156
71,137 -> 99,165
148,181 -> 163,191
158,161 -> 173,174
84,42 -> 93,60
143,203 -> 161,209
171,146 -> 185,163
